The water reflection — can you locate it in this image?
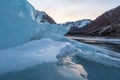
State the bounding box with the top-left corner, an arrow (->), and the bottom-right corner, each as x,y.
0,62 -> 84,80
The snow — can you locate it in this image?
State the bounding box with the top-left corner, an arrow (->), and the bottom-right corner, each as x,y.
0,0 -> 39,49
35,10 -> 45,23
0,38 -> 76,75
63,19 -> 91,29
77,20 -> 91,28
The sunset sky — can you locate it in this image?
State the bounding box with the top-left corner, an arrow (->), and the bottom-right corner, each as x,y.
28,0 -> 120,23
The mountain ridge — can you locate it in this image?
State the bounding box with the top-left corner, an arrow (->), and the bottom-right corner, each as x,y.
66,6 -> 120,37
35,10 -> 56,24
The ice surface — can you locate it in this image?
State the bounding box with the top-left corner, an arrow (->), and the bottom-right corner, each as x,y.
50,36 -> 120,67
60,37 -> 120,67
0,38 -> 76,75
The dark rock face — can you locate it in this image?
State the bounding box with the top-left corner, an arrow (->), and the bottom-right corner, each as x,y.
67,6 -> 120,37
35,10 -> 56,24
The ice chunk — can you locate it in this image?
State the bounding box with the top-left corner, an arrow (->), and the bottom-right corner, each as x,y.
53,37 -> 120,67
32,23 -> 69,40
0,0 -> 39,49
64,38 -> 120,67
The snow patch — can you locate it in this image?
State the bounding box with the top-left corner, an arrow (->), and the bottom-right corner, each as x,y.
63,19 -> 92,29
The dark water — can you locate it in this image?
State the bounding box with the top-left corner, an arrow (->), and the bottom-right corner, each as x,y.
97,43 -> 120,53
75,39 -> 120,53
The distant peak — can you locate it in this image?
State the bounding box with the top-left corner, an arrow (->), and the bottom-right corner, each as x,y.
35,10 -> 56,24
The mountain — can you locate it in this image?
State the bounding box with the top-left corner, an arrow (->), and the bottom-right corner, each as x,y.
64,19 -> 92,35
62,19 -> 92,29
67,6 -> 120,37
35,10 -> 56,24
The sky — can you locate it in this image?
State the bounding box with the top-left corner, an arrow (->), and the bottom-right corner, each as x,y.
28,0 -> 120,23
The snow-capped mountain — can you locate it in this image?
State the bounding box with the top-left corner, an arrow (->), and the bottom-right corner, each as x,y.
67,6 -> 120,37
62,19 -> 92,29
35,10 -> 56,24
63,19 -> 92,35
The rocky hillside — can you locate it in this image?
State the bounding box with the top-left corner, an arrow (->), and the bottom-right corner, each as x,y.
67,6 -> 120,37
35,10 -> 56,24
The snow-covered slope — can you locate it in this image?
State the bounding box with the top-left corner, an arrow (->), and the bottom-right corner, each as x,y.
63,19 -> 92,29
0,0 -> 39,49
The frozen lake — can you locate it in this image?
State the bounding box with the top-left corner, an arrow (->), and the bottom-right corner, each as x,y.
0,37 -> 120,80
